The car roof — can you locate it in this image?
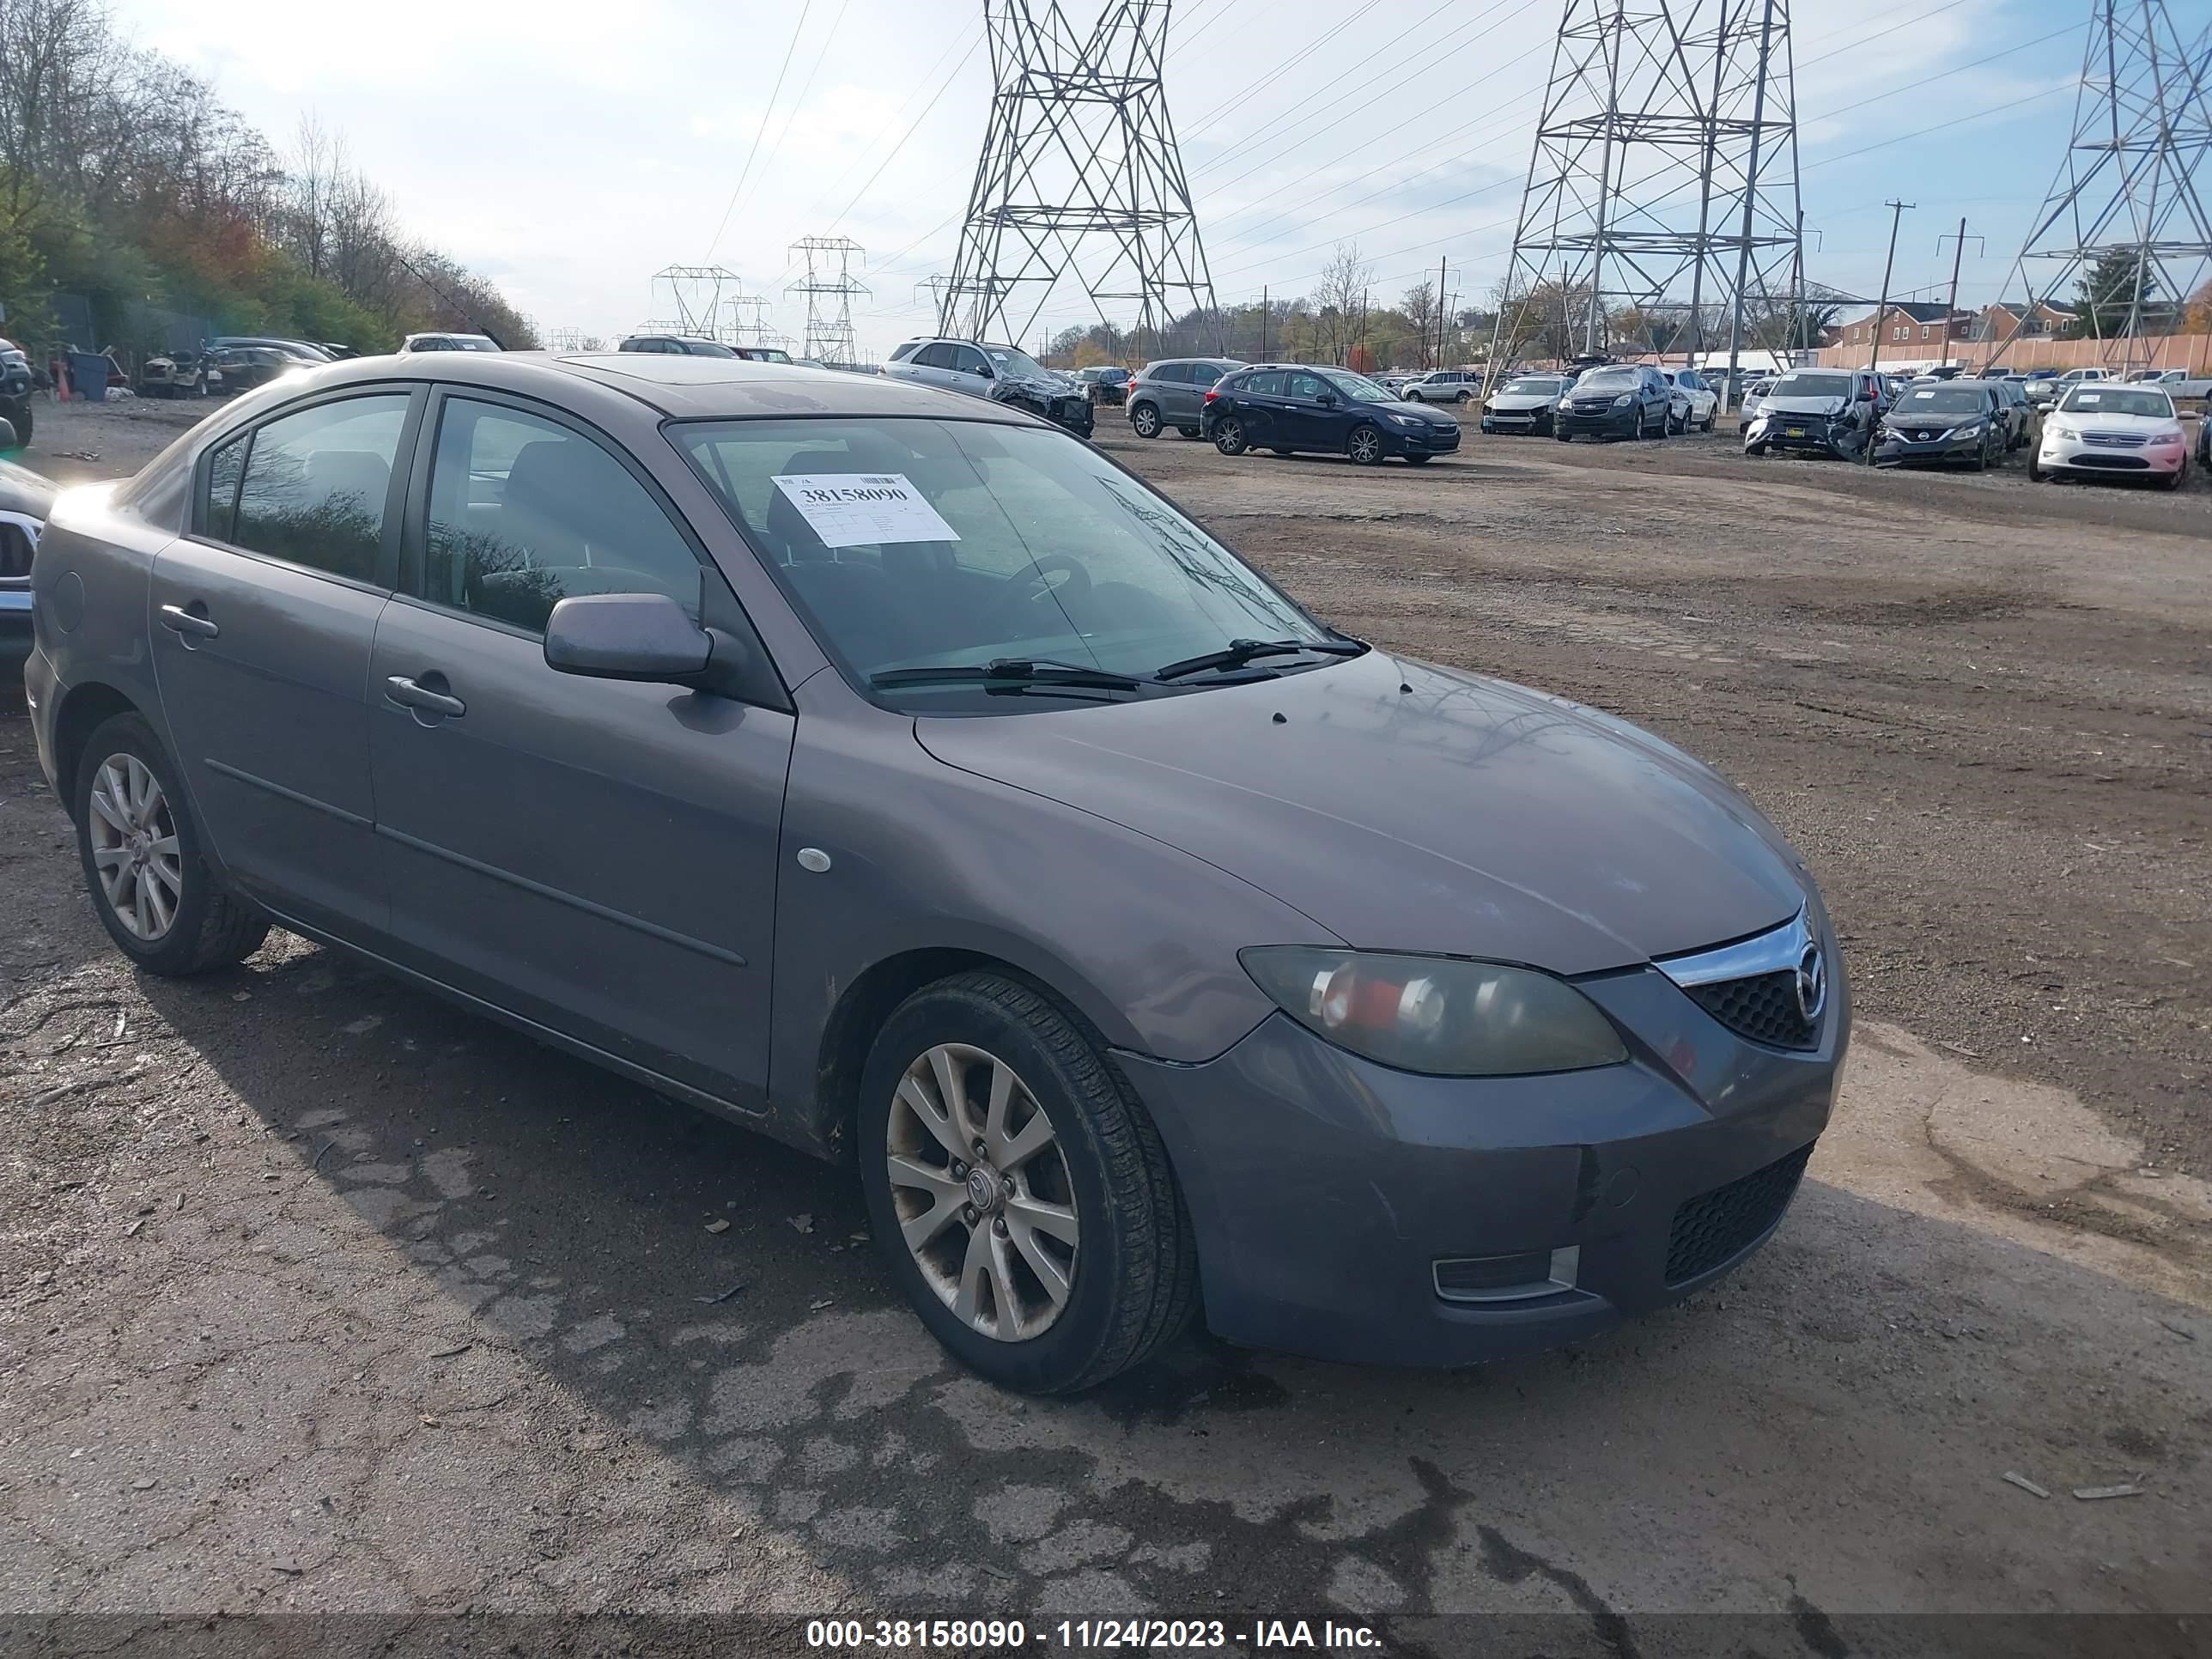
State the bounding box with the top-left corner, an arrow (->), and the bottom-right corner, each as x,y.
243,351 -> 1036,424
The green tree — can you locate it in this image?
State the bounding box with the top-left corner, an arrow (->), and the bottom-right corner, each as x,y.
2069,248 -> 2157,338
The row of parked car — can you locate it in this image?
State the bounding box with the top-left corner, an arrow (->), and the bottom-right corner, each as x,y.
1741,364 -> 2195,486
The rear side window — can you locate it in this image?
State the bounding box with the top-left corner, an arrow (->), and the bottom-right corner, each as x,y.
420,398 -> 703,635
230,394 -> 408,583
1243,370 -> 1285,396
203,433 -> 247,544
889,343 -> 918,362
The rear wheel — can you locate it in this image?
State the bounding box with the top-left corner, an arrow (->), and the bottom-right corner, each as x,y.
1346,424 -> 1384,465
72,713 -> 268,976
1130,403 -> 1162,439
1178,426 -> 1200,438
858,973 -> 1198,1395
1212,416 -> 1247,456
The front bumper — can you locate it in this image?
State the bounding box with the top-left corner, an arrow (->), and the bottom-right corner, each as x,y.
1480,407 -> 1551,434
1115,952 -> 1848,1367
1382,422 -> 1461,455
1747,415 -> 1850,453
1556,404 -> 1638,438
1874,429 -> 1984,467
2038,435 -> 2185,477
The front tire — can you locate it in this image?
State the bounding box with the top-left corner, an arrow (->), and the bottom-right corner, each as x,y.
858,973 -> 1198,1395
72,713 -> 268,976
1212,416 -> 1248,456
1178,426 -> 1201,439
1130,403 -> 1162,439
1346,424 -> 1384,465
2158,460 -> 2186,491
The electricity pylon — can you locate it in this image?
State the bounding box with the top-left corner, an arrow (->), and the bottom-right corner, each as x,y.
788,236 -> 870,366
942,0 -> 1218,357
1495,0 -> 1802,386
650,265 -> 750,342
1989,0 -> 2212,369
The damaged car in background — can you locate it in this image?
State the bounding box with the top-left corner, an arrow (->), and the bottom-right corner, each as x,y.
1742,368 -> 1880,459
0,447 -> 53,670
884,336 -> 1096,438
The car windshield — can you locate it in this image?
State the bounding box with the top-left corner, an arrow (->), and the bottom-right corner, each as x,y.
1893,386 -> 1990,416
1319,369 -> 1394,402
2060,387 -> 2172,417
1772,372 -> 1850,398
674,417 -> 1343,706
984,346 -> 1052,380
1501,378 -> 1561,396
1577,368 -> 1637,389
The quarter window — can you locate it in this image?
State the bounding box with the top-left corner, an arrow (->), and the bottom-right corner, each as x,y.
203,433 -> 247,544
420,398 -> 704,635
230,394 -> 408,583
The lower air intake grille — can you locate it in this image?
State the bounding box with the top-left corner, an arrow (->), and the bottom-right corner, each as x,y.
1665,1144 -> 1814,1285
1685,969 -> 1818,1050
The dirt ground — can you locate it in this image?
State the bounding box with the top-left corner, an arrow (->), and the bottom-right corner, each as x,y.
0,397 -> 2206,1650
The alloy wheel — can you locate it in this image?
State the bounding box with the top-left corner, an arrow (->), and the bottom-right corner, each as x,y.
1214,417 -> 1246,455
87,752 -> 183,941
1132,404 -> 1160,437
1348,426 -> 1382,465
885,1043 -> 1080,1343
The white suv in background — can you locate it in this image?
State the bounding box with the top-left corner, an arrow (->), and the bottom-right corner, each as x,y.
1401,368 -> 1480,404
884,337 -> 1095,437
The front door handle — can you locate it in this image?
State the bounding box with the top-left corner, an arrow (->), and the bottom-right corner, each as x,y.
385,675 -> 466,719
158,603 -> 219,640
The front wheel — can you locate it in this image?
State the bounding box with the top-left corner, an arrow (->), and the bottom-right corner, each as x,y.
2028,452 -> 2047,481
858,973 -> 1198,1395
1130,403 -> 1162,439
1745,441 -> 1768,458
2158,461 -> 2187,491
72,713 -> 269,976
1212,416 -> 1248,456
1178,426 -> 1201,439
1346,424 -> 1384,465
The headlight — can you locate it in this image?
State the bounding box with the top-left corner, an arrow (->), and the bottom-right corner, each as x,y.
2047,422 -> 2077,441
1239,947 -> 1627,1077
2150,429 -> 2185,447
1612,393 -> 1632,407
1951,422 -> 1984,439
1557,396 -> 1573,409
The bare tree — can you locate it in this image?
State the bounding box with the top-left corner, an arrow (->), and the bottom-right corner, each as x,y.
1315,242 -> 1371,365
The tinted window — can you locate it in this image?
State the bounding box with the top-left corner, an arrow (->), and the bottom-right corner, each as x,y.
2060,387 -> 2172,418
955,347 -> 992,377
1771,372 -> 1850,398
203,433 -> 247,544
1234,371 -> 1279,395
231,394 -> 407,582
1286,372 -> 1329,400
1895,386 -> 1992,415
914,343 -> 957,370
889,343 -> 918,362
1678,372 -> 1705,390
421,398 -> 703,635
1152,363 -> 1188,385
1200,364 -> 1234,384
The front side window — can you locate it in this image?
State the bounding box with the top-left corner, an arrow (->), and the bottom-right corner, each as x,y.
674,417 -> 1338,707
1287,371 -> 1328,400
230,394 -> 408,582
1319,369 -> 1393,403
421,398 -> 703,635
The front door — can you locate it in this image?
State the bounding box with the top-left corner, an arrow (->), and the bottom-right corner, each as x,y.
1283,369 -> 1343,451
367,390 -> 792,1103
148,387 -> 419,936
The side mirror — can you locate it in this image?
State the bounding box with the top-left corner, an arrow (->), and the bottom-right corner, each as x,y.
544,592 -> 714,684
975,363 -> 994,380
1316,391 -> 1338,407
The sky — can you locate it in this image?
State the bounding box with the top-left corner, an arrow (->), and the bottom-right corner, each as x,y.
115,0 -> 2149,361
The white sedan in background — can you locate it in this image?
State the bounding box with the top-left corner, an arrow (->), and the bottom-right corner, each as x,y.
2030,384 -> 2190,489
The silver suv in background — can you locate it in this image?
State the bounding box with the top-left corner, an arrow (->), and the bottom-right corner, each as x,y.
1401,368 -> 1480,404
885,337 -> 1095,437
1124,357 -> 1244,438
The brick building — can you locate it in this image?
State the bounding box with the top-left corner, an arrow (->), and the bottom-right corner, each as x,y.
1974,301 -> 2075,341
1832,302 -> 1975,353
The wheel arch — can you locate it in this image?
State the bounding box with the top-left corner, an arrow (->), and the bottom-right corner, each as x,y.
52,679 -> 150,808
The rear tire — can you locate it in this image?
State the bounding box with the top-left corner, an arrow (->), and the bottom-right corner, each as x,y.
1178,426 -> 1200,438
858,972 -> 1199,1395
72,713 -> 269,976
1130,403 -> 1162,439
1212,416 -> 1248,456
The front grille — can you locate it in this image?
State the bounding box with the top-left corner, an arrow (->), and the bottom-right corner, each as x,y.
2071,453 -> 2149,470
1665,1144 -> 1813,1285
2082,431 -> 2147,447
1684,969 -> 1817,1049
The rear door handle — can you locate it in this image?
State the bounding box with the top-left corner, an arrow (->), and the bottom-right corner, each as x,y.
385,675 -> 466,719
158,603 -> 219,639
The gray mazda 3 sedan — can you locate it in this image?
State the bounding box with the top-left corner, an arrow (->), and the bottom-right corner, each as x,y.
24,353 -> 1847,1393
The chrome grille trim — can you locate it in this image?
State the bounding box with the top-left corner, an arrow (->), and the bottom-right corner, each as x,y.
1653,908 -> 1811,989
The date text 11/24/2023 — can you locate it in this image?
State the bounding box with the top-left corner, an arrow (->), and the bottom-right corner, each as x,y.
805,1619 -> 1386,1650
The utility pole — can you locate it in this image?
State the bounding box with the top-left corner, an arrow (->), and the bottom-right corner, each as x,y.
1864,199 -> 1912,464
1937,218 -> 1982,371
1436,255 -> 1449,368
1261,285 -> 1268,361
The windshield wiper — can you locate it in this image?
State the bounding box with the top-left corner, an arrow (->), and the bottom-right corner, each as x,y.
871,658 -> 1146,692
1151,637 -> 1364,682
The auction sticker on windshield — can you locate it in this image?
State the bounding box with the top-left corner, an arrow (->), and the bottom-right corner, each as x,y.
773,473 -> 960,548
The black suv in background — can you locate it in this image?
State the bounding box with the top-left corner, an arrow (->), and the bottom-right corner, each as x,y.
1200,363 -> 1461,465
1554,364 -> 1674,441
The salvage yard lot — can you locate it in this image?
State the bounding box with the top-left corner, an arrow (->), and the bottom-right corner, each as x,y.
1,401 -> 2206,1641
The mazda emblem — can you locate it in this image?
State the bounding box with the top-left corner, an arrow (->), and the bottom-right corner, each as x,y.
1796,944 -> 1827,1024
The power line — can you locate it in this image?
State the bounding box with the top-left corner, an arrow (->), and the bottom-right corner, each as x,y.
703,0 -> 815,262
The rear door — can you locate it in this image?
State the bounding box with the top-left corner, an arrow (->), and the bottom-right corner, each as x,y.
365,387 -> 793,1101
1227,370 -> 1286,447
1153,363 -> 1196,425
149,386 -> 421,936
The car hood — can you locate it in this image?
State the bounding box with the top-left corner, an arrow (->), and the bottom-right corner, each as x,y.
1377,398 -> 1456,424
913,649 -> 1806,974
1486,392 -> 1555,411
2056,409 -> 2172,430
1759,395 -> 1849,416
